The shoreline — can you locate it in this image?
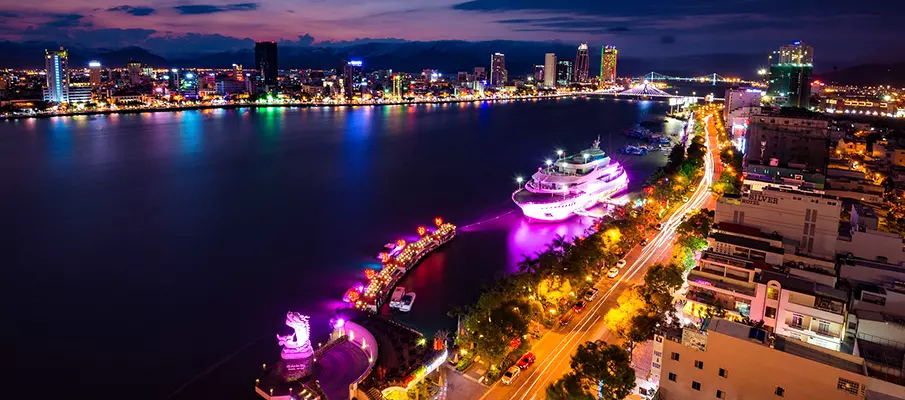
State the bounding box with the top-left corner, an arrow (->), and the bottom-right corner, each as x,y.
0,94 -> 578,121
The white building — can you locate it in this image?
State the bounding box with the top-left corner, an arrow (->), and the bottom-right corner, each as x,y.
68,83 -> 92,104
543,53 -> 557,88
44,47 -> 69,103
715,187 -> 842,259
724,87 -> 762,121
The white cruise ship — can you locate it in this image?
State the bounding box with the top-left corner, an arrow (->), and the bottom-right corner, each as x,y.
512,139 -> 629,222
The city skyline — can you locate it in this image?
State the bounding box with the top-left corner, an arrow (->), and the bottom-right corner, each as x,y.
0,1 -> 902,61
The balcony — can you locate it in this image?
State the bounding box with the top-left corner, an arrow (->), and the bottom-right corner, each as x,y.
688,270 -> 757,297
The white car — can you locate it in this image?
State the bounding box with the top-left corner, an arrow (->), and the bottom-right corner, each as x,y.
616,259 -> 627,269
607,268 -> 619,278
502,365 -> 521,385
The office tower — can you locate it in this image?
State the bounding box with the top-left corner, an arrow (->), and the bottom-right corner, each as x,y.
343,60 -> 363,100
573,43 -> 589,83
127,60 -> 142,85
457,71 -> 468,83
43,47 -> 69,103
233,63 -> 244,81
255,41 -> 278,87
556,59 -> 573,86
744,111 -> 830,174
473,67 -> 486,82
533,65 -> 545,83
392,74 -> 403,98
88,61 -> 102,86
767,41 -> 814,109
490,53 -> 506,86
543,53 -> 557,87
600,46 -> 617,83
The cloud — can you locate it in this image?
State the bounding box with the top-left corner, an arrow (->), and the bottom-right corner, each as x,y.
107,5 -> 155,16
44,13 -> 86,28
0,11 -> 18,18
173,3 -> 258,15
660,35 -> 676,44
280,33 -> 315,47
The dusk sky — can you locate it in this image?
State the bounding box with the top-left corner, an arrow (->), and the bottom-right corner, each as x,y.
0,0 -> 903,60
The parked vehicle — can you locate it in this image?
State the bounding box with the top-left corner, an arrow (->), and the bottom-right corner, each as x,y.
573,300 -> 586,313
584,288 -> 599,301
640,238 -> 649,246
607,267 -> 619,278
517,352 -> 536,369
616,259 -> 627,269
502,366 -> 521,385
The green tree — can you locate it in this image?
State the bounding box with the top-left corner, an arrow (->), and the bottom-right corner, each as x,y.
639,263 -> 684,312
547,373 -> 595,400
676,209 -> 714,239
571,340 -> 636,400
665,143 -> 685,174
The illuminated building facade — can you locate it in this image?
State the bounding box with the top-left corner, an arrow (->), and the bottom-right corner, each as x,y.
254,41 -> 278,87
127,60 -> 142,85
490,53 -> 507,86
533,64 -> 544,83
600,45 -> 617,83
343,60 -> 363,100
473,67 -> 486,82
573,43 -> 589,83
43,47 -> 69,103
556,59 -> 573,86
392,74 -> 403,98
543,53 -> 557,87
768,41 -> 813,108
88,61 -> 102,86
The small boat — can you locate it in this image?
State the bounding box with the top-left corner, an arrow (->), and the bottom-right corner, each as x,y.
389,286 -> 406,308
399,292 -> 416,312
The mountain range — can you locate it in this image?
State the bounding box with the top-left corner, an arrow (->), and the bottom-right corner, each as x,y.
1,40 -> 900,86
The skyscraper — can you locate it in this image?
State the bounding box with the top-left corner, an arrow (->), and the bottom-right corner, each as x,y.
767,41 -> 813,109
43,47 -> 69,103
533,65 -> 545,83
601,46 -> 618,83
543,53 -> 557,87
255,41 -> 278,87
127,60 -> 142,85
490,53 -> 507,86
573,43 -> 589,83
88,61 -> 102,87
474,67 -> 486,82
343,60 -> 363,100
556,59 -> 574,86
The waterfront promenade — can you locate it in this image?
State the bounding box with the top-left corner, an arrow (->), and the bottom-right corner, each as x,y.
0,93 -> 574,120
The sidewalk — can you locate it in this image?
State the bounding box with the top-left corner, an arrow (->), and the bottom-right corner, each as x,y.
439,364 -> 487,400
630,340 -> 658,400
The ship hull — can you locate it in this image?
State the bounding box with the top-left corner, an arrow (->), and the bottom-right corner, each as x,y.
513,169 -> 628,222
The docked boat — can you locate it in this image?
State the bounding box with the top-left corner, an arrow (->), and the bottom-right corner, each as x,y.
512,138 -> 629,222
399,292 -> 416,312
389,286 -> 406,308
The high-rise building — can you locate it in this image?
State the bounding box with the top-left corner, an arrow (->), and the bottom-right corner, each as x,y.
533,65 -> 545,83
744,110 -> 831,174
88,61 -> 102,87
43,47 -> 69,103
392,74 -> 403,99
255,41 -> 278,87
490,53 -> 506,86
342,60 -> 363,100
767,41 -> 813,109
127,60 -> 142,85
473,67 -> 486,82
543,53 -> 557,87
600,45 -> 618,83
573,43 -> 589,83
556,59 -> 573,86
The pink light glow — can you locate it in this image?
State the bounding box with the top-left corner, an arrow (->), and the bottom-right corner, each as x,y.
334,318 -> 345,329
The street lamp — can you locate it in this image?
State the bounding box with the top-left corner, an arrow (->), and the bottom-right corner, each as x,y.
516,176 -> 524,189
556,149 -> 564,160
545,159 -> 553,167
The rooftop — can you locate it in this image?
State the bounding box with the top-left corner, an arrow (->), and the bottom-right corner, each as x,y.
756,270 -> 849,302
711,232 -> 784,254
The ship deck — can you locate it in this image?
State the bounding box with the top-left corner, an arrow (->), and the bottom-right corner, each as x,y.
513,189 -> 582,205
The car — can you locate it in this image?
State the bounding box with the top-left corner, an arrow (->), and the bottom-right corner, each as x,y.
616,259 -> 627,269
502,366 -> 521,385
517,352 -> 536,369
573,300 -> 586,313
682,196 -> 690,203
584,288 -> 599,301
640,238 -> 649,246
558,312 -> 575,327
607,267 -> 619,278
655,223 -> 663,230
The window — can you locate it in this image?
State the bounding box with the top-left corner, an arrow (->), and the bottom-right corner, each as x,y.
791,314 -> 803,329
668,372 -> 677,382
719,368 -> 728,378
671,352 -> 680,361
775,386 -> 785,396
692,381 -> 701,391
818,320 -> 831,336
837,378 -> 860,395
695,360 -> 704,369
717,390 -> 725,399
767,287 -> 779,300
765,306 -> 777,319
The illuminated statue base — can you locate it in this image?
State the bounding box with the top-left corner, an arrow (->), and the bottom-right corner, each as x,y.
276,311 -> 317,380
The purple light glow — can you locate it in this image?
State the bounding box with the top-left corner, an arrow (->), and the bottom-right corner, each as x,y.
334,318 -> 345,329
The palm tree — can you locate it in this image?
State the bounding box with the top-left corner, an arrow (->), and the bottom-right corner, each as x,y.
517,254 -> 540,274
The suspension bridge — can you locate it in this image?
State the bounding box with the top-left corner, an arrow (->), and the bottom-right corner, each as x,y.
593,83 -> 723,101
638,71 -> 755,85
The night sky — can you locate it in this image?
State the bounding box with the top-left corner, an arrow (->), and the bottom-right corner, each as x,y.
0,1 -> 902,61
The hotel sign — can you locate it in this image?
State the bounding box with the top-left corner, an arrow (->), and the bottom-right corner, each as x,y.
741,194 -> 779,206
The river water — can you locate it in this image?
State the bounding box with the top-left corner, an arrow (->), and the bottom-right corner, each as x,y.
1,97 -> 682,399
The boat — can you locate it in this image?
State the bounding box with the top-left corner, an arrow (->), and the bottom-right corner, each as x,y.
512,138 -> 629,222
389,286 -> 406,308
399,292 -> 416,312
621,145 -> 648,155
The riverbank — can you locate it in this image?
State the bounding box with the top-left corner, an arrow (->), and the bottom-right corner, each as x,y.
0,93 -> 576,121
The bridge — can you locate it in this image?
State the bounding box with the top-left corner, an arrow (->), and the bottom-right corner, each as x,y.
593,83 -> 723,101
638,71 -> 755,85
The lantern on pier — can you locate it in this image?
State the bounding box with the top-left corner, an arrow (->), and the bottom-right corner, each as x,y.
364,269 -> 377,280
434,217 -> 443,227
396,239 -> 406,248
346,289 -> 360,303
417,226 -> 427,236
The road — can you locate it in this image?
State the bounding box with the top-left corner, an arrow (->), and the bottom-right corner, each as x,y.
480,111 -> 719,400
